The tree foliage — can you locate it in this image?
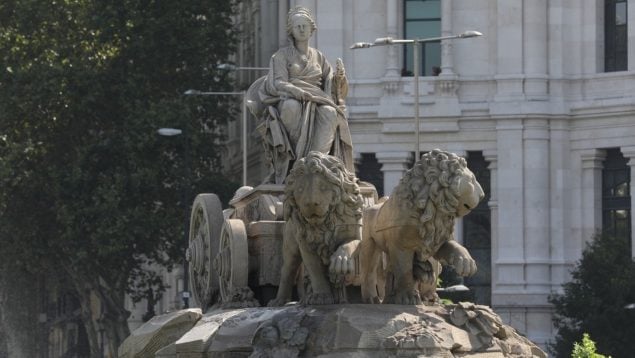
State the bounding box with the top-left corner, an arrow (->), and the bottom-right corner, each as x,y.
549,234 -> 635,358
0,0 -> 239,356
571,333 -> 609,358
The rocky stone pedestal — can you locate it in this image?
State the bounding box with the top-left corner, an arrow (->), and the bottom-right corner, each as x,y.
119,303 -> 546,357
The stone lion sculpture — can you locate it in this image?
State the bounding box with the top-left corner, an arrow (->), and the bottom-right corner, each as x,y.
360,149 -> 485,305
269,151 -> 363,306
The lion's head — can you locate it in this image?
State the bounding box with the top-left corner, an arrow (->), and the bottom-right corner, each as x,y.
393,149 -> 485,250
284,151 -> 363,263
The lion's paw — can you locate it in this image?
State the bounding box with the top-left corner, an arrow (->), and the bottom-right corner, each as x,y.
385,290 -> 422,305
267,298 -> 288,307
301,292 -> 334,305
449,253 -> 477,277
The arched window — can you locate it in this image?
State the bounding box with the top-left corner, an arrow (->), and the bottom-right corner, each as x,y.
605,0 -> 628,72
403,0 -> 441,76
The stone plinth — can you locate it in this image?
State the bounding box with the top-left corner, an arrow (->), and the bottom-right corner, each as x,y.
118,308 -> 202,358
120,304 -> 546,357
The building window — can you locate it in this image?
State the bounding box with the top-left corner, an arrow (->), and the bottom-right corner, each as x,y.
403,0 -> 441,76
605,0 -> 628,72
356,153 -> 384,197
602,148 -> 631,243
462,151 -> 491,306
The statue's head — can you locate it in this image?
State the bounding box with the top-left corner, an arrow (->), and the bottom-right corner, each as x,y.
286,7 -> 316,42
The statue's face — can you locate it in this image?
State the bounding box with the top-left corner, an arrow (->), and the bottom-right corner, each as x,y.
295,173 -> 334,225
290,15 -> 312,42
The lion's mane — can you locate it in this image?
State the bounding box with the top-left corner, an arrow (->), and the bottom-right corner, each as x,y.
284,152 -> 363,264
391,149 -> 469,253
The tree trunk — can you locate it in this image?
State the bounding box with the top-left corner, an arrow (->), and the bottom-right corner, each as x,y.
74,282 -> 102,358
94,284 -> 131,357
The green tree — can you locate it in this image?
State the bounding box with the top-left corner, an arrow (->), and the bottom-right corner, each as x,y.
549,234 -> 635,358
571,333 -> 609,358
0,1 -> 239,356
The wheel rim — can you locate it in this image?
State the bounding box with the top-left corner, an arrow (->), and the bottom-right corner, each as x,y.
187,194 -> 223,309
217,219 -> 249,302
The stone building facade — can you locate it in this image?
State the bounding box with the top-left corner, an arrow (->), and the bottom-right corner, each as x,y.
223,0 -> 635,348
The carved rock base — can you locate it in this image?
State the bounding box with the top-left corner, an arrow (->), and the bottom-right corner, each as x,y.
120,304 -> 546,357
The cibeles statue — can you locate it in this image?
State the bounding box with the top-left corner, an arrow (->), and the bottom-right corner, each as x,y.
246,6 -> 353,184
120,7 -> 548,357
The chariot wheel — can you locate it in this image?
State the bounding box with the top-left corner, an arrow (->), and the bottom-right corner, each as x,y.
187,194 -> 224,310
215,219 -> 253,305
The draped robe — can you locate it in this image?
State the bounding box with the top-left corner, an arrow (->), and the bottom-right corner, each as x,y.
253,46 -> 354,184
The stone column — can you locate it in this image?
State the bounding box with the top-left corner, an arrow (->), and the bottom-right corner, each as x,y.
376,152 -> 412,196
580,149 -> 606,246
440,0 -> 454,75
483,150 -> 498,297
493,120 -> 524,295
621,146 -> 635,258
581,0 -> 604,74
549,119 -> 571,288
523,119 -> 550,293
384,0 -> 400,78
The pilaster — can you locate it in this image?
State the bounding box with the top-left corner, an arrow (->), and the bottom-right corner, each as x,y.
495,0 -> 524,100
494,120 -> 524,294
523,119 -> 550,293
549,119 -> 571,288
376,151 -> 413,196
523,0 -> 548,99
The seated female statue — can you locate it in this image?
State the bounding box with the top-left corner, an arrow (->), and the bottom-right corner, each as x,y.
246,6 -> 353,184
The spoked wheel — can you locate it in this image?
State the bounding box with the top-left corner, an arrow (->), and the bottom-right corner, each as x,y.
187,194 -> 224,310
215,219 -> 258,307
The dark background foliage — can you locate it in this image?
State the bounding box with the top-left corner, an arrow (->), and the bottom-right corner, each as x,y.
549,233 -> 635,358
0,0 -> 239,355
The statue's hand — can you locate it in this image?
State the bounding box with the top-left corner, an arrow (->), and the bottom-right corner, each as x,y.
300,91 -> 313,101
286,87 -> 312,102
329,240 -> 360,277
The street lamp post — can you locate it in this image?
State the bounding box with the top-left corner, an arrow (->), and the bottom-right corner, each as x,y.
213,64 -> 268,186
351,31 -> 482,161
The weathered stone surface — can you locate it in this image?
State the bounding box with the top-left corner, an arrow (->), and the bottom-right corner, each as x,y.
175,309 -> 246,356
118,308 -> 202,358
121,304 -> 544,357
